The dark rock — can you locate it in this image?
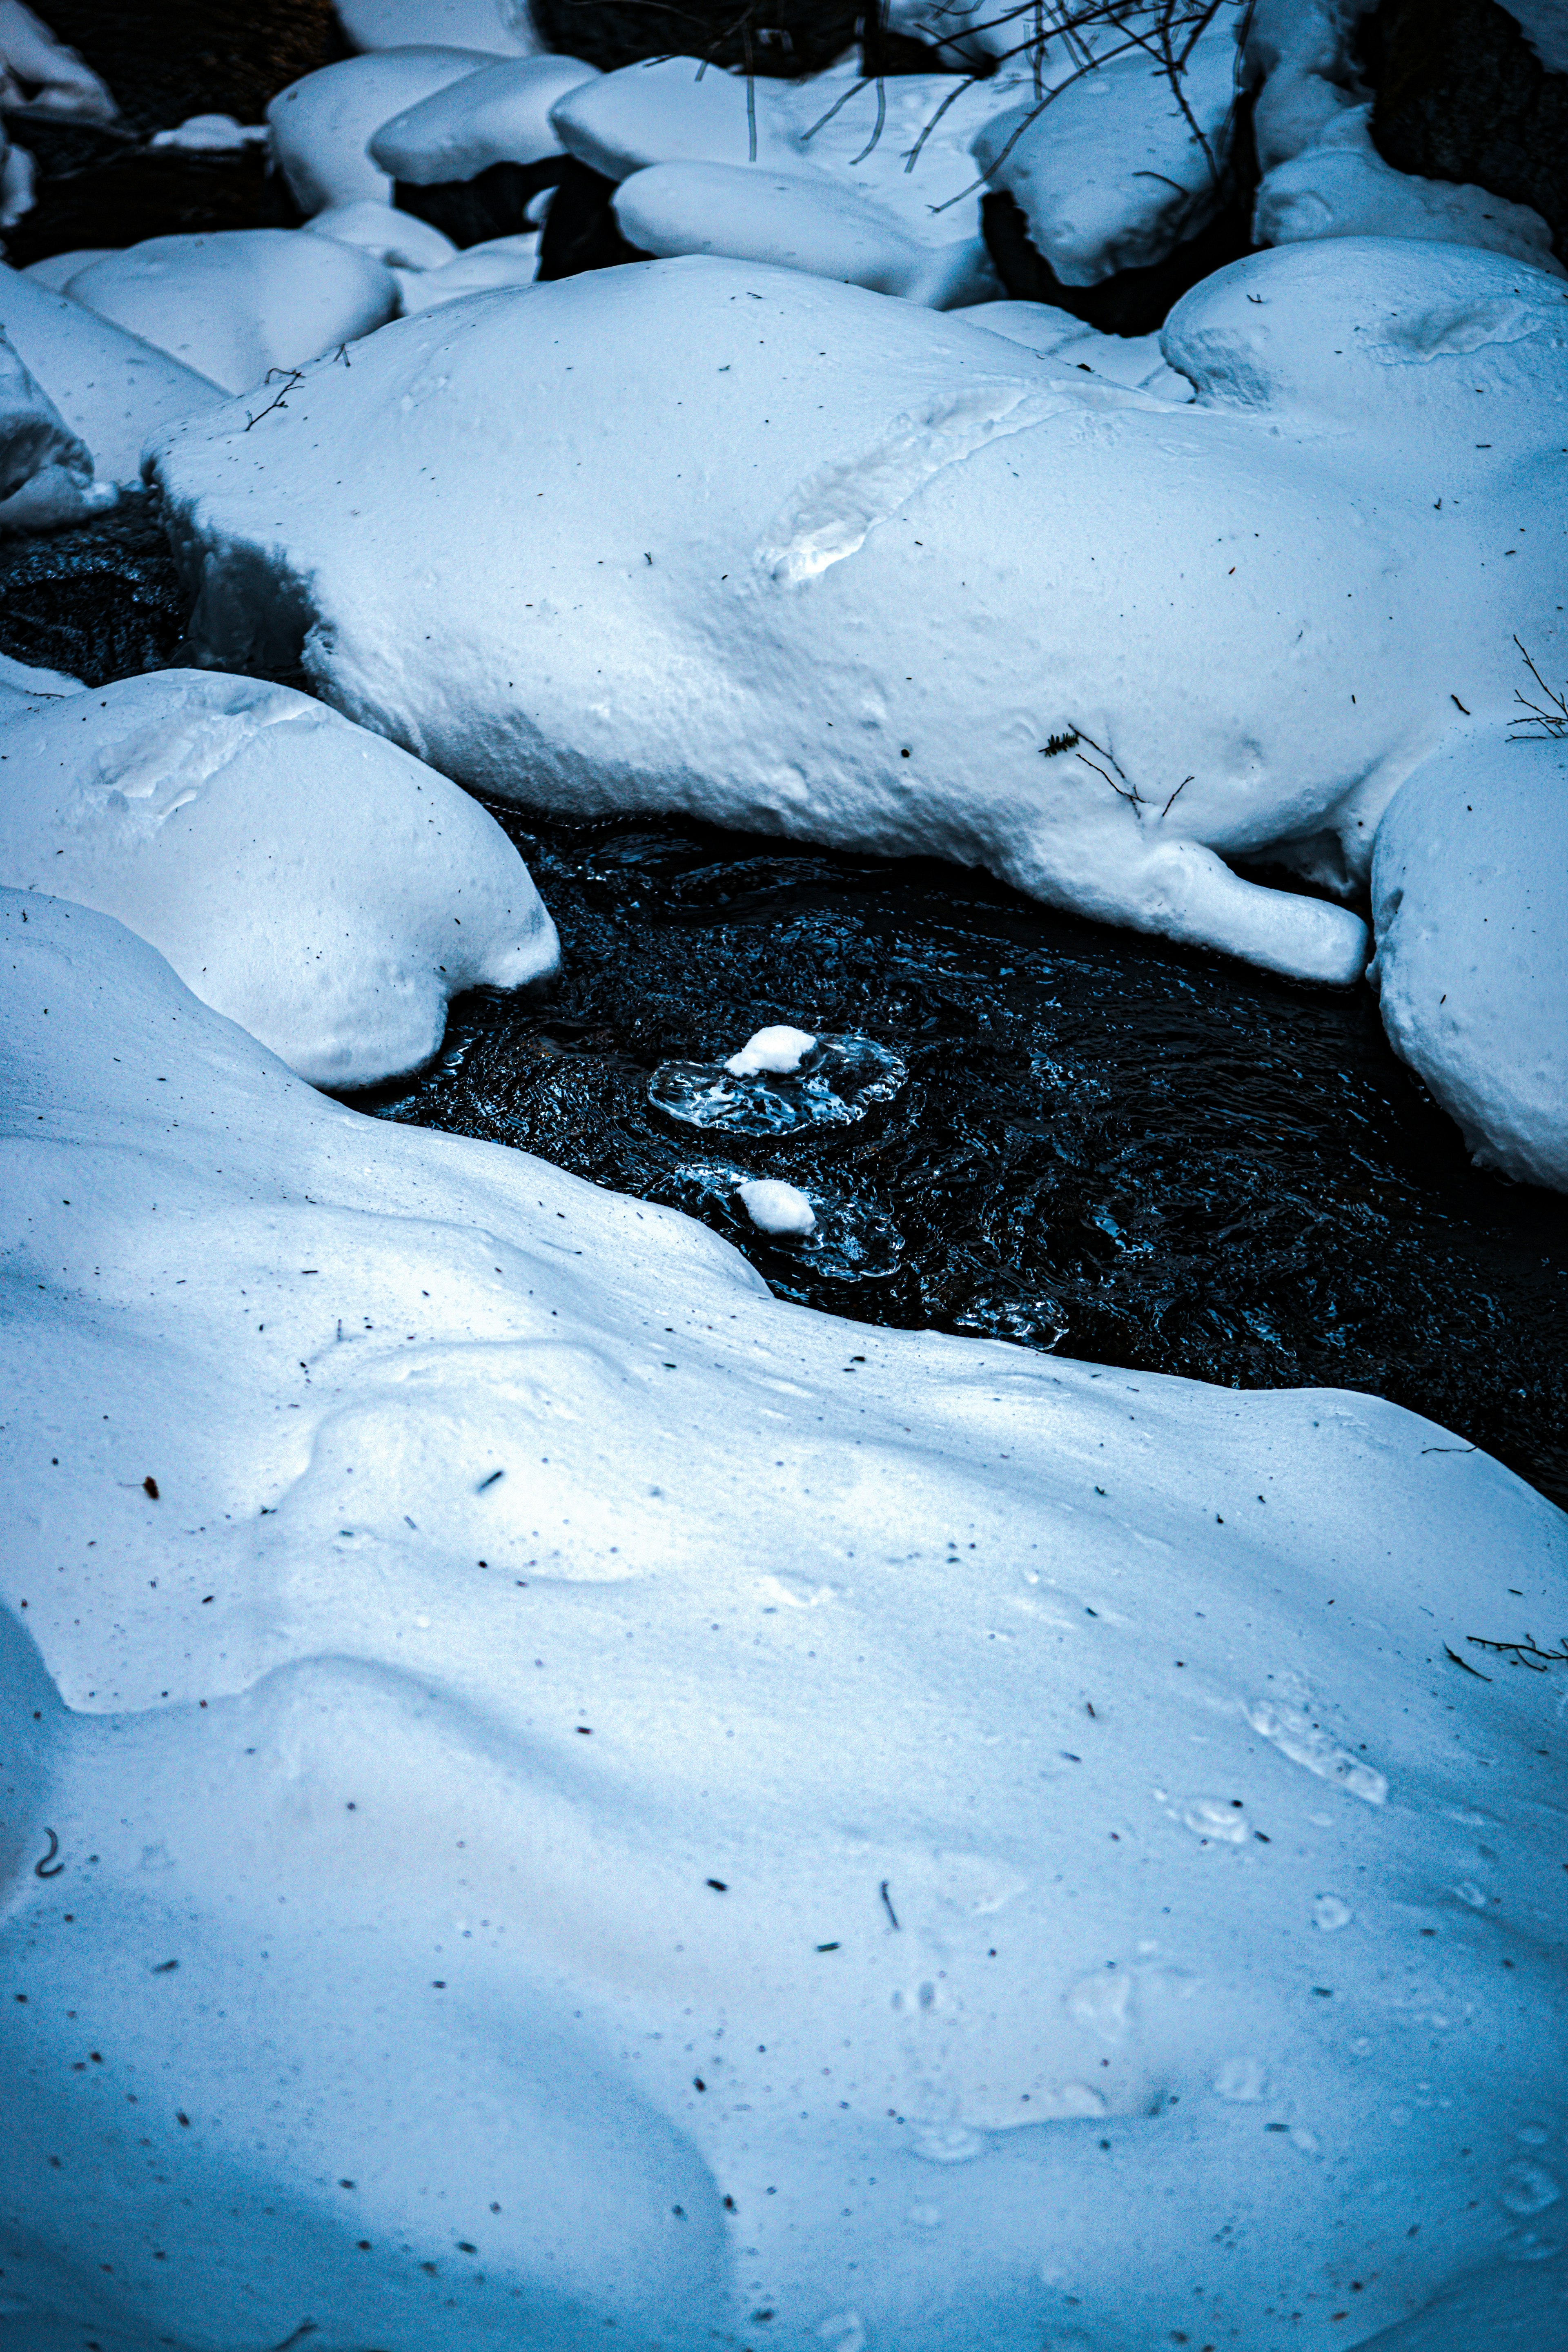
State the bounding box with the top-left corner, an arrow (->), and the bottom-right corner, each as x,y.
980,180 -> 1255,336
1364,0 -> 1567,259
0,491 -> 188,686
396,156 -> 566,249
528,0 -> 856,77
535,156 -> 650,279
2,138 -> 302,269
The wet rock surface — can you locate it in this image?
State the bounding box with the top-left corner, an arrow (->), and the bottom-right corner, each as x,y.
351,804 -> 1568,1510
0,488 -> 186,682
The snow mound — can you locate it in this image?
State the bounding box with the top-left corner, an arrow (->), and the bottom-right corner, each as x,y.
62,230 -> 399,396
0,259 -> 223,481
972,15 -> 1242,288
2,889 -> 1566,2350
149,242 -> 1567,981
725,1022 -> 817,1076
0,646 -> 82,703
337,0 -> 541,53
303,194 -> 460,276
969,298 -> 1194,396
0,670 -> 558,1085
0,0 -> 115,120
20,246 -> 114,289
394,228 -> 540,308
266,46 -> 496,214
1371,724 -> 1568,1192
0,318 -> 89,501
369,53 -> 597,182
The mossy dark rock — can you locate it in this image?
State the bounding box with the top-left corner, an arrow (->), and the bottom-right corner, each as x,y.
528,0 -> 856,76
1365,0 -> 1567,259
535,156 -> 650,278
0,492 -> 188,686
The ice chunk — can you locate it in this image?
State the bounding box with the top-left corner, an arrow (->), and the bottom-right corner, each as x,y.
737,1177 -> 816,1236
149,114 -> 267,153
652,1031 -> 906,1134
725,1023 -> 817,1077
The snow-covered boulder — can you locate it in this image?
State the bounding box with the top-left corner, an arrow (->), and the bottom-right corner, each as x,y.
394,227 -> 541,307
337,0 -> 540,53
0,0 -> 115,119
972,16 -> 1243,289
150,238 -> 1567,984
548,56 -> 1017,301
266,47 -> 496,214
1370,724 -> 1568,1192
303,194 -> 461,279
0,319 -> 90,504
2,886 -> 1566,2351
62,231 -> 400,397
20,245 -> 114,290
368,52 -> 596,182
0,260 -> 222,482
969,297 -> 1195,396
0,670 -> 558,1085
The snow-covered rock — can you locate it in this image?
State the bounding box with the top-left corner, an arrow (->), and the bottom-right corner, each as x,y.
337,0 -> 540,53
0,260 -> 222,483
2,887 -> 1566,2351
150,238 -> 1567,984
62,230 -> 400,397
0,0 -> 114,120
1371,725 -> 1568,1192
267,47 -> 496,214
20,245 -> 114,289
1254,100 -> 1564,273
394,227 -> 540,307
549,56 -> 1019,298
0,670 -> 559,1085
969,297 -> 1195,396
0,646 -> 80,702
368,52 -> 596,182
0,318 -> 88,498
303,194 -> 461,277
973,16 -> 1243,288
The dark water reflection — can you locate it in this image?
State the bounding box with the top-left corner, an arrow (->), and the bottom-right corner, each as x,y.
350,809 -> 1568,1511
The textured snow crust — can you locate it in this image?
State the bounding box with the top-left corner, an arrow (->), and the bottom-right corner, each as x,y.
62,230 -> 400,396
1,893 -> 1566,2352
1371,728 -> 1568,1192
149,238 -> 1567,984
0,671 -> 558,1085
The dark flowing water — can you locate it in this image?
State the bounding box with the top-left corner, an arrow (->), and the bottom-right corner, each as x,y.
351,806 -> 1568,1512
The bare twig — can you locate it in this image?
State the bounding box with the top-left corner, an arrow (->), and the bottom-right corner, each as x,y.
1509,636 -> 1568,740
243,367 -> 304,432
1467,1632 -> 1568,1672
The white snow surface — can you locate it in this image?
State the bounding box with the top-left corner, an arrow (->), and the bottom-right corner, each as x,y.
726,1023 -> 817,1076
148,112 -> 268,153
1371,727 -> 1568,1193
266,46 -> 495,213
62,230 -> 400,396
0,0 -> 114,119
0,670 -> 559,1085
972,18 -> 1242,288
150,238 -> 1567,984
0,318 -> 87,498
336,0 -> 541,53
1,889 -> 1566,2350
20,245 -> 114,289
0,646 -> 80,702
969,298 -> 1195,397
303,195 -> 460,275
369,53 -> 597,182
737,1174 -> 817,1232
394,228 -> 540,309
0,260 -> 222,481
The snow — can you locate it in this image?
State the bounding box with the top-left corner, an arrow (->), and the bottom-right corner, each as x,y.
969,298 -> 1194,397
737,1174 -> 817,1233
266,47 -> 497,214
726,1023 -> 817,1076
337,0 -> 541,54
0,259 -> 222,483
368,53 -> 597,183
20,246 -> 114,289
971,15 -> 1243,288
148,112 -> 268,153
0,318 -> 88,497
548,57 -> 1022,295
394,228 -> 540,308
1254,102 -> 1564,274
150,238 -> 1567,985
1370,726 -> 1568,1193
0,0 -> 114,120
62,230 -> 400,396
0,669 -> 559,1085
2,888 -> 1566,2350
303,194 -> 460,276
0,645 -> 81,702
1502,0 -> 1568,71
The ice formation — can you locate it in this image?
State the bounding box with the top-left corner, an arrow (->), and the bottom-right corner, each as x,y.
2,892 -> 1565,2351
149,238 -> 1567,983
1371,724 -> 1568,1193
0,670 -> 559,1085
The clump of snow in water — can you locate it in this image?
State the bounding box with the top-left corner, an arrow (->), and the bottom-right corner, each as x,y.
368,53 -> 595,183
61,230 -> 399,396
971,10 -> 1243,288
150,238 -> 1566,983
678,1158 -> 904,1278
149,113 -> 268,153
3,891 -> 1566,2351
1370,723 -> 1568,1192
266,47 -> 495,214
725,1022 -> 817,1077
0,669 -> 559,1085
651,1030 -> 906,1134
737,1175 -> 817,1235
